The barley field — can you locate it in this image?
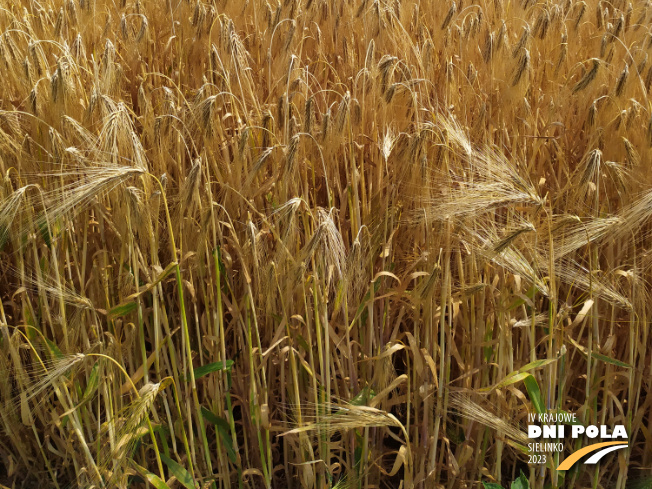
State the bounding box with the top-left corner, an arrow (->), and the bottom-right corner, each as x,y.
0,0 -> 650,488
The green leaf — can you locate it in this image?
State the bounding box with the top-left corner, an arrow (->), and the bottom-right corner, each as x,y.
193,360 -> 234,380
626,476 -> 652,489
160,453 -> 196,489
25,324 -> 38,341
213,246 -> 231,294
511,470 -> 530,489
144,473 -> 171,489
132,462 -> 171,489
480,372 -> 530,392
354,446 -> 363,468
518,358 -> 558,372
38,220 -> 51,248
108,301 -> 138,319
333,280 -> 345,310
350,386 -> 375,406
446,422 -> 466,444
480,358 -> 556,392
214,247 -> 226,277
201,407 -> 237,463
24,301 -> 36,328
0,225 -> 8,251
523,374 -> 545,415
44,337 -> 64,360
295,334 -> 310,354
507,285 -> 537,310
83,363 -> 100,399
591,352 -> 631,369
107,263 -> 177,321
482,483 -> 504,489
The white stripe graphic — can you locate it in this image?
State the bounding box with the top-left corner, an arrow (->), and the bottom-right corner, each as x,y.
584,444 -> 627,464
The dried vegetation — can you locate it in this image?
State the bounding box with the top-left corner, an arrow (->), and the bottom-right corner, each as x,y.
0,0 -> 651,488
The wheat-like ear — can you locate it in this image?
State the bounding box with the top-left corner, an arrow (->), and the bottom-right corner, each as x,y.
282,402 -> 405,437
0,116 -> 23,161
512,48 -> 530,86
482,31 -> 495,64
615,63 -> 629,96
492,220 -> 536,253
462,220 -> 550,297
441,2 -> 457,30
179,157 -> 202,212
4,262 -> 95,312
552,258 -> 632,310
419,117 -> 543,223
602,188 -> 652,243
0,185 -> 29,247
97,102 -> 148,172
96,382 -> 163,488
245,146 -> 276,187
547,215 -> 621,261
622,137 -> 640,167
300,208 -> 346,288
61,115 -> 97,149
548,186 -> 652,261
603,160 -> 629,194
32,164 -> 145,236
578,148 -> 602,187
573,58 -> 600,92
332,471 -> 361,489
448,393 -> 528,446
344,225 -> 368,299
0,349 -> 87,424
512,313 -> 548,328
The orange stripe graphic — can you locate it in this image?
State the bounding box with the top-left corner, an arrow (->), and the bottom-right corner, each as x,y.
556,441 -> 627,470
